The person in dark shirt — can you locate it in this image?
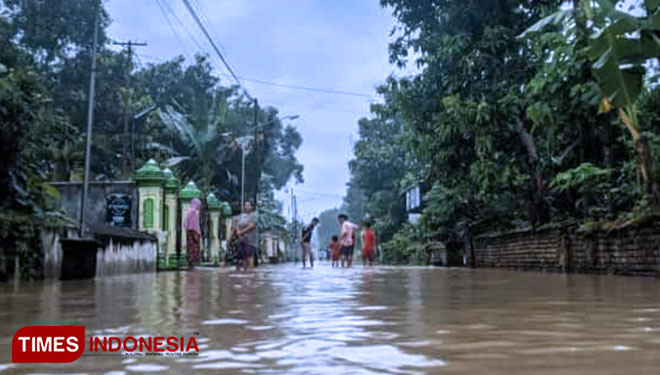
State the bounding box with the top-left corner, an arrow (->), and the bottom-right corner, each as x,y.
301,217 -> 319,268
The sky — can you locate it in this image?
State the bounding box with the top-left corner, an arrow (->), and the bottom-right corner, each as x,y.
105,0 -> 413,222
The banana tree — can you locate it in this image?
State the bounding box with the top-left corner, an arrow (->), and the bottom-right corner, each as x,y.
523,0 -> 660,203
157,98 -> 238,194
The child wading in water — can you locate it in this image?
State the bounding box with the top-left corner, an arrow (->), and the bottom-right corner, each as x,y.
361,222 -> 376,267
329,235 -> 341,267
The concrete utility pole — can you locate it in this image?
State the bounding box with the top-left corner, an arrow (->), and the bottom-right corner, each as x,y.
240,148 -> 246,213
114,40 -> 146,177
80,5 -> 99,236
293,194 -> 298,260
253,98 -> 259,203
253,98 -> 259,260
290,189 -> 295,260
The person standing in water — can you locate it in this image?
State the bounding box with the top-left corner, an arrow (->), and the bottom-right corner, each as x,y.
236,200 -> 258,269
185,198 -> 202,267
328,235 -> 341,267
301,217 -> 319,268
361,221 -> 376,267
338,214 -> 358,268
228,215 -> 243,270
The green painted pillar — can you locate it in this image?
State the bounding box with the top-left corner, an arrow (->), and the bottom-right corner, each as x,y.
220,201 -> 233,263
134,159 -> 166,267
179,181 -> 202,262
162,168 -> 179,267
135,159 -> 166,231
207,193 -> 221,264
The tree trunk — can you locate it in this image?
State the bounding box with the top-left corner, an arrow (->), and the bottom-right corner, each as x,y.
634,137 -> 659,205
120,88 -> 131,177
618,109 -> 660,206
515,115 -> 549,225
515,118 -> 538,165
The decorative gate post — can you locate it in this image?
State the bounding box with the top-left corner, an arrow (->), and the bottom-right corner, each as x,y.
179,181 -> 202,264
220,201 -> 233,263
135,159 -> 165,235
162,168 -> 179,268
207,193 -> 220,264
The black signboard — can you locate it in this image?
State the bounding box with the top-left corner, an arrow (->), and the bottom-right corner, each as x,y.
106,194 -> 132,227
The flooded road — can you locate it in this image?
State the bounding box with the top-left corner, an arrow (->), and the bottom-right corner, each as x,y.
2,265 -> 660,374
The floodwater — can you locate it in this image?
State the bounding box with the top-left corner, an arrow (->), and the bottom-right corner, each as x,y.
2,265 -> 660,375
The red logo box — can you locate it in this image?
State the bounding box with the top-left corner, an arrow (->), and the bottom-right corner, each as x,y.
12,326 -> 85,363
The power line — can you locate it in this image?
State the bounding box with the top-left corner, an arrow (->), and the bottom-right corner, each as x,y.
239,76 -> 375,98
137,53 -> 165,62
213,70 -> 375,99
155,1 -> 379,106
137,54 -> 376,108
190,0 -> 229,57
161,0 -> 207,53
180,0 -> 243,89
134,53 -> 145,69
113,40 -> 147,175
149,0 -> 377,105
155,0 -> 195,61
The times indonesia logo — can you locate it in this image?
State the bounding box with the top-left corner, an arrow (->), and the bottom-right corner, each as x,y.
12,326 -> 199,363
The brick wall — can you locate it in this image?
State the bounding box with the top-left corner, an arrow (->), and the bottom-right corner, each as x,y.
472,219 -> 660,276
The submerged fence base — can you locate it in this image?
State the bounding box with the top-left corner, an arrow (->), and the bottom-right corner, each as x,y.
472,217 -> 660,276
44,226 -> 158,280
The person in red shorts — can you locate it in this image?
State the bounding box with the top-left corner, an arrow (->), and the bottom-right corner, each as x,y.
361,222 -> 376,267
328,235 -> 341,267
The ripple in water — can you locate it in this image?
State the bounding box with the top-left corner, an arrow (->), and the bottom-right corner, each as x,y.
194,362 -> 263,369
124,363 -> 169,372
201,318 -> 248,325
331,345 -> 447,369
356,306 -> 388,311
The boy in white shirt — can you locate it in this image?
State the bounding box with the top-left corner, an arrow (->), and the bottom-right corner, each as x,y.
338,214 -> 358,268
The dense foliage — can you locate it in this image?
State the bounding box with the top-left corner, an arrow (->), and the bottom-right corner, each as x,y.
344,0 -> 660,264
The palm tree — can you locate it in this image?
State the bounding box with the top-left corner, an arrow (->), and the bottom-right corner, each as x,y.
157,95 -> 243,194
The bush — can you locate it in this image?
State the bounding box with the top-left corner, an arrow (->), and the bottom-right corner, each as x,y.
382,224 -> 426,265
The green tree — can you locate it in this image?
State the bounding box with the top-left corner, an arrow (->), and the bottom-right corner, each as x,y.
2,0 -> 110,74
355,0 -> 660,264
523,0 -> 660,203
345,81 -> 413,241
0,66 -> 68,280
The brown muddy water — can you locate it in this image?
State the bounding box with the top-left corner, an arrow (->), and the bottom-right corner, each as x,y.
2,265 -> 660,374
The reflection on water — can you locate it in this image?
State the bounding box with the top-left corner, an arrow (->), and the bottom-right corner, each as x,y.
2,266 -> 660,374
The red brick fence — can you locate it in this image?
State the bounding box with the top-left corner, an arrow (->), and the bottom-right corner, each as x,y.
471,218 -> 660,276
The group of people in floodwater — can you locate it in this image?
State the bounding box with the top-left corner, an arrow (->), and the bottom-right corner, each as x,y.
300,214 -> 376,268
183,198 -> 375,269
183,199 -> 258,270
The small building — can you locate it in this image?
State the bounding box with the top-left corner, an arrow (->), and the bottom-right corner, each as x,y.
402,181 -> 428,224
260,230 -> 284,263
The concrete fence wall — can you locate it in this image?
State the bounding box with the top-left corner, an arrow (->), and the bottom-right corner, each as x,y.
50,181 -> 138,230
472,218 -> 660,276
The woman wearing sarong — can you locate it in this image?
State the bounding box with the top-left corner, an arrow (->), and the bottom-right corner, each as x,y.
185,198 -> 202,266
